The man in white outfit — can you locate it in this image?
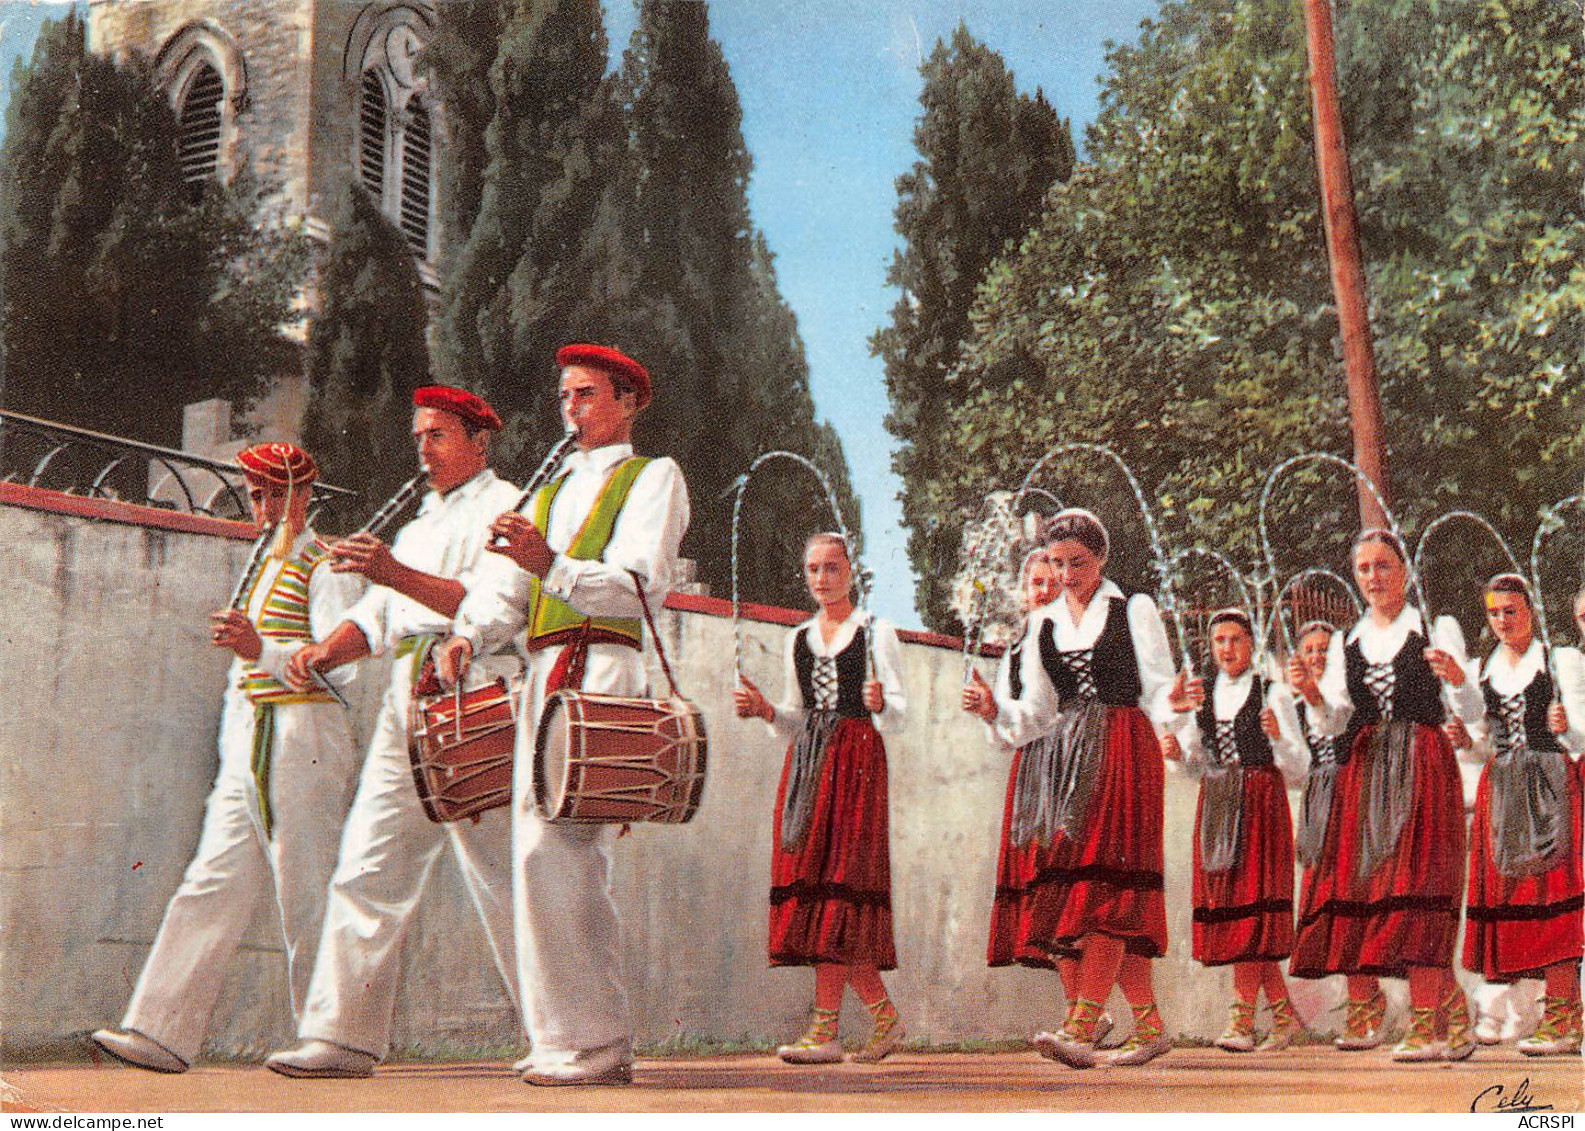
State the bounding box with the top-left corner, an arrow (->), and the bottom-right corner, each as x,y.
93,443 -> 364,1073
265,387 -> 527,1078
437,343 -> 690,1086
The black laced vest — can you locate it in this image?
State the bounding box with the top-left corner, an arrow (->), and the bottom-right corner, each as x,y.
793,624 -> 870,718
1194,674 -> 1275,768
1037,595 -> 1143,709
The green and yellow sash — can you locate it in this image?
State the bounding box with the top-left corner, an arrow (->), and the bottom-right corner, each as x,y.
525,457 -> 651,646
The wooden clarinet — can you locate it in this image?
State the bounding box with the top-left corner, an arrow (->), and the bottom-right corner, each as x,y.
229,521 -> 280,612
490,428 -> 579,548
357,471 -> 427,539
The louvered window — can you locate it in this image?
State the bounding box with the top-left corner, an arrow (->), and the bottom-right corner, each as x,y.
358,70 -> 387,198
178,63 -> 224,185
399,95 -> 431,256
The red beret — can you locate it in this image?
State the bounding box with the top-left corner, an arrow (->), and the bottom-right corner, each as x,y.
412,385 -> 502,432
556,343 -> 651,409
237,442 -> 318,486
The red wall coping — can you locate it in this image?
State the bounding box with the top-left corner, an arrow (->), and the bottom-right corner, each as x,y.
1,483 -> 995,656
662,590 -> 998,656
0,481 -> 254,540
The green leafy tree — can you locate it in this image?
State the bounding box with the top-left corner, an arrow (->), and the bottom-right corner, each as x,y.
874,23 -> 1077,628
0,12 -> 305,448
301,184 -> 430,511
943,0 -> 1583,639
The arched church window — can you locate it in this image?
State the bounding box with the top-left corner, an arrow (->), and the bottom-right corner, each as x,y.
346,5 -> 439,271
155,23 -> 247,186
177,62 -> 225,185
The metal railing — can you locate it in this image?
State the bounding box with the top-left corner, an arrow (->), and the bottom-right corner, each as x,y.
0,409 -> 358,525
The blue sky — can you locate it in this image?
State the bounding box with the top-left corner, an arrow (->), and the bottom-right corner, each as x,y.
603,1 -> 1161,627
1,0 -> 1161,628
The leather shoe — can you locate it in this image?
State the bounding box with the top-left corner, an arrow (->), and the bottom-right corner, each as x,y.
522,1040 -> 633,1087
265,1039 -> 376,1079
91,1029 -> 187,1074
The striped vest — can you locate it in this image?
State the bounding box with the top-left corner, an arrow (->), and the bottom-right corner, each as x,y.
241,540 -> 337,705
525,457 -> 651,646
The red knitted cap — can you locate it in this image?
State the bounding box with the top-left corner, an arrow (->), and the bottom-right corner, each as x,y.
556,343 -> 651,408
237,442 -> 318,486
412,385 -> 503,431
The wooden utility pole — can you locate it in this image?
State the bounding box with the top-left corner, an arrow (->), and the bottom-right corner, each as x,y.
1302,0 -> 1390,527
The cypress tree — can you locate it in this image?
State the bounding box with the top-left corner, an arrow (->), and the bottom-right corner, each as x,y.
612,0 -> 859,608
422,0 -> 510,262
873,23 -> 1076,629
301,184 -> 430,511
432,0 -> 610,470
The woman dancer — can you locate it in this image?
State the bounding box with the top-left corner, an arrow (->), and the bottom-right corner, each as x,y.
963,548 -> 1118,1044
1288,530 -> 1482,1062
734,533 -> 908,1064
987,509 -> 1179,1068
1262,621 -> 1387,1049
1446,574 -> 1583,1056
1167,609 -> 1306,1052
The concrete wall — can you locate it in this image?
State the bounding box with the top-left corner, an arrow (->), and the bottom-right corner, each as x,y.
1,490 -> 1361,1064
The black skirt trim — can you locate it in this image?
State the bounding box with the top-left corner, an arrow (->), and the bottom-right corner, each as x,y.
1298,894 -> 1457,924
1192,898 -> 1294,925
1464,894 -> 1585,923
1011,862 -> 1166,895
770,880 -> 890,909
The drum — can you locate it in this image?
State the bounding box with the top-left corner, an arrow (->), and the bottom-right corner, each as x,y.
533,690 -> 707,824
408,677 -> 519,823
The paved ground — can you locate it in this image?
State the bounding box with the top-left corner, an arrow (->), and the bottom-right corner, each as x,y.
3,1047 -> 1581,1113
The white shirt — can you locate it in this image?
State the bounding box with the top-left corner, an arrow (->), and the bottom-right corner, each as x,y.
239,528 -> 365,692
993,579 -> 1178,748
344,469 -> 522,655
1311,604 -> 1482,736
1460,639 -> 1585,760
453,444 -> 690,657
764,608 -> 907,741
1168,667 -> 1308,786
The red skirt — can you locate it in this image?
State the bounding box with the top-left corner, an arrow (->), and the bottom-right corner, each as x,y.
768,717 -> 896,969
1290,721 -> 1464,978
1019,706 -> 1168,959
988,744 -> 1061,969
1192,764 -> 1295,965
1462,752 -> 1584,981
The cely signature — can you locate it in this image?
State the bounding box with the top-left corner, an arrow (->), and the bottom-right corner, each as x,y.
1470,1076 -> 1554,1114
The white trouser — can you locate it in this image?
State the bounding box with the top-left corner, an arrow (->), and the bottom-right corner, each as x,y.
123,692 -> 360,1064
514,641 -> 640,1068
298,660 -> 522,1059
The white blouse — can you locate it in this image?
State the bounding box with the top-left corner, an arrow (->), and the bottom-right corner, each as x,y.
1460,639 -> 1585,760
1168,667 -> 1308,787
1311,604 -> 1482,736
764,607 -> 907,742
993,578 -> 1178,748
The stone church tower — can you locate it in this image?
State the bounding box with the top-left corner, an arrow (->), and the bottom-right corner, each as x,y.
86,0 -> 445,454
